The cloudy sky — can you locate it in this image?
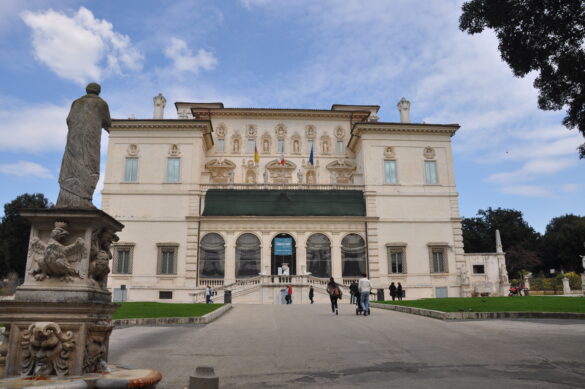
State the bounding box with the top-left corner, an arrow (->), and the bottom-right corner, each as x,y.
0,0 -> 583,232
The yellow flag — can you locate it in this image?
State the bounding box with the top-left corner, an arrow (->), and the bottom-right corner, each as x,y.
254,144 -> 260,163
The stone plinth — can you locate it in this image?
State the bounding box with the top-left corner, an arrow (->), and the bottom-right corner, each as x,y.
0,301 -> 118,378
1,209 -> 124,378
15,209 -> 123,304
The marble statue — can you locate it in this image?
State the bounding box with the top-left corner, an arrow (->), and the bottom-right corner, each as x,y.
297,169 -> 303,183
56,83 -> 111,208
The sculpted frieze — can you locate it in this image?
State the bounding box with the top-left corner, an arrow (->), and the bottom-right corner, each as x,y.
205,159 -> 236,183
28,222 -> 85,282
89,228 -> 119,289
83,323 -> 113,374
21,322 -> 75,377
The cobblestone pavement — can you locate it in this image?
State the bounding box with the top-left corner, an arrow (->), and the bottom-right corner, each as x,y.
109,304 -> 585,389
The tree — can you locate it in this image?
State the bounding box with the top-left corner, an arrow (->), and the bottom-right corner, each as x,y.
540,214 -> 585,273
459,0 -> 585,158
462,207 -> 542,277
0,193 -> 52,279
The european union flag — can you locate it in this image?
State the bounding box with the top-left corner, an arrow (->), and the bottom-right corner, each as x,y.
309,144 -> 314,166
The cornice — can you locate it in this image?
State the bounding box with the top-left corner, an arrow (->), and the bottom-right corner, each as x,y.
348,121 -> 460,151
191,108 -> 370,122
110,119 -> 212,131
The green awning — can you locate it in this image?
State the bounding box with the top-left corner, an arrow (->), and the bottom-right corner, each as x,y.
202,190 -> 365,216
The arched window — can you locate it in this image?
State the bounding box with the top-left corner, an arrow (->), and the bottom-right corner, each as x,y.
236,233 -> 260,278
200,233 -> 225,279
341,234 -> 366,277
306,233 -> 331,278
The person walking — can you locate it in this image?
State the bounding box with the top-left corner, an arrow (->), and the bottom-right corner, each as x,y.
397,282 -> 403,301
205,285 -> 212,304
287,285 -> 293,304
389,282 -> 397,301
326,277 -> 342,315
309,285 -> 314,304
349,281 -> 359,304
358,273 -> 372,315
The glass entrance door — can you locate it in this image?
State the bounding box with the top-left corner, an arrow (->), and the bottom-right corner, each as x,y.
271,233 -> 296,275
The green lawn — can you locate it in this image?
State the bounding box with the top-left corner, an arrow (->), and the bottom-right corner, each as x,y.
376,296 -> 585,313
113,302 -> 224,319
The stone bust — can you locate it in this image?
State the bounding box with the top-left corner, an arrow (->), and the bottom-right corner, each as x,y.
56,83 -> 111,208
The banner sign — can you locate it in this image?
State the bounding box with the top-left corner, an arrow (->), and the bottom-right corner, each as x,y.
274,237 -> 293,255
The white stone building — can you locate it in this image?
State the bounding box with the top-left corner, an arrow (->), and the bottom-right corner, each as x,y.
103,96 -> 509,303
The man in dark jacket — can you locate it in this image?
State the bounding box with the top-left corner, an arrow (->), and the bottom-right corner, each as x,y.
349,281 -> 359,305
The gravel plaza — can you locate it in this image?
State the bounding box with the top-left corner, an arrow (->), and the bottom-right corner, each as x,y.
109,303 -> 585,389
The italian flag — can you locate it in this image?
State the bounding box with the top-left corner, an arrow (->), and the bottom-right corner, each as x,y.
254,144 -> 260,164
280,152 -> 285,166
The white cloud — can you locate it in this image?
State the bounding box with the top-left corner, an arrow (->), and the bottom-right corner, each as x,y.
486,158 -> 577,184
561,184 -> 583,193
500,185 -> 554,198
164,37 -> 217,75
0,160 -> 53,179
21,7 -> 142,84
0,103 -> 68,151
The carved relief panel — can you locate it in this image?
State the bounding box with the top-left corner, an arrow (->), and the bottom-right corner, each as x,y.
205,159 -> 236,183
266,159 -> 296,184
305,125 -> 316,139
326,159 -> 356,184
243,159 -> 258,183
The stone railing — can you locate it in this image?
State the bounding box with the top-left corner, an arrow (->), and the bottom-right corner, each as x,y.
199,279 -> 225,287
192,275 -> 355,302
201,183 -> 365,191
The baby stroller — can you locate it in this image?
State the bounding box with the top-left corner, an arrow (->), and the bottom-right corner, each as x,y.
508,286 -> 521,296
355,295 -> 371,316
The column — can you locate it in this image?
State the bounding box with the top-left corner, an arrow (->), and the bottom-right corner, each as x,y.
224,232 -> 236,285
261,232 -> 272,275
331,232 -> 342,281
296,231 -> 306,275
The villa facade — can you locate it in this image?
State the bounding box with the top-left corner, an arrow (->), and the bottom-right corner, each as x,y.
103,97 -> 509,303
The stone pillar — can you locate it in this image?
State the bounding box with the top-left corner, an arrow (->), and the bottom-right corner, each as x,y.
562,277 -> 571,295
261,233 -> 272,275
296,232 -> 306,275
224,232 -> 236,285
397,97 -> 411,123
331,233 -> 342,281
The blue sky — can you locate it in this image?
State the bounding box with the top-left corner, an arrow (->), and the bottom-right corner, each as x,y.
0,0 -> 583,233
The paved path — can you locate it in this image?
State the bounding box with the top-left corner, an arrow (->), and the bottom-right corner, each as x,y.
109,304 -> 585,388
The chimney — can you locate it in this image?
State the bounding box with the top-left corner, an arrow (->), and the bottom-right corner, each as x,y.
495,229 -> 503,254
397,97 -> 411,123
153,93 -> 166,119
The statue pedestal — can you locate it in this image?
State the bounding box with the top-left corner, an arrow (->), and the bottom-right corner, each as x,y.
1,209 -> 124,378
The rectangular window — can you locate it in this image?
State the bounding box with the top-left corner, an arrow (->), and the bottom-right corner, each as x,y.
387,247 -> 405,273
336,140 -> 344,154
247,139 -> 255,153
425,161 -> 438,184
278,139 -> 285,153
430,247 -> 447,273
124,157 -> 138,182
216,139 -> 225,152
113,246 -> 133,274
384,160 -> 398,184
473,265 -> 485,274
159,291 -> 173,299
158,246 -> 177,275
167,158 -> 180,182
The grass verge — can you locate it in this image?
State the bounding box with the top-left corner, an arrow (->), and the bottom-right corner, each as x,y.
376,296 -> 585,313
113,302 -> 224,320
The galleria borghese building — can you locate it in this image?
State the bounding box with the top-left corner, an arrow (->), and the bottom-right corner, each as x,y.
103,95 -> 509,303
